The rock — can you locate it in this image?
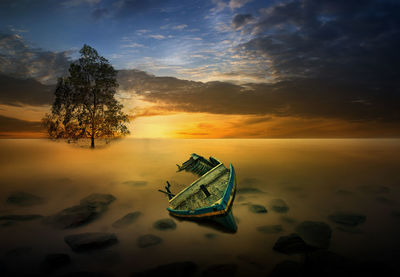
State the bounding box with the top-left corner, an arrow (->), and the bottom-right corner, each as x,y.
0,221 -> 15,227
376,196 -> 393,204
6,192 -> 44,206
237,187 -> 264,194
281,216 -> 296,224
41,253 -> 71,272
204,233 -> 217,239
112,212 -> 141,228
137,234 -> 162,248
80,193 -> 116,207
153,218 -> 177,230
131,261 -> 197,277
295,221 -> 332,249
270,199 -> 289,213
45,193 -> 116,229
64,232 -> 118,252
336,226 -> 363,234
44,205 -> 101,229
336,189 -> 354,196
328,212 -> 366,227
273,233 -> 314,254
0,214 -> 43,221
122,180 -> 147,187
249,204 -> 267,214
6,247 -> 32,257
201,263 -> 237,277
268,260 -> 303,277
357,185 -> 390,194
257,224 -> 283,234
61,272 -> 111,277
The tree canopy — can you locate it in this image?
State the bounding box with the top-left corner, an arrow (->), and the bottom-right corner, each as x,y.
42,45 -> 129,148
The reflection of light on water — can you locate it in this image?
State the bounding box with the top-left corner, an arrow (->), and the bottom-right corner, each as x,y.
0,139 -> 400,276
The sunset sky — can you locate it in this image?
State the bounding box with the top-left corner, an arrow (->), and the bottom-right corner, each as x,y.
0,0 -> 399,138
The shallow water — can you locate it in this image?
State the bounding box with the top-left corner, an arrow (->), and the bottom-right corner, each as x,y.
1,138 -> 400,276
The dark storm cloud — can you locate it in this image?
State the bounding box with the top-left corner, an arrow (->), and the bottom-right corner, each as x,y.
0,33 -> 71,85
0,115 -> 42,132
238,0 -> 400,86
113,0 -> 171,17
232,14 -> 254,30
0,74 -> 54,106
118,70 -> 400,122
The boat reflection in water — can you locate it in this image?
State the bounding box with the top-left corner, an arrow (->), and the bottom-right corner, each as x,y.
159,153 -> 237,233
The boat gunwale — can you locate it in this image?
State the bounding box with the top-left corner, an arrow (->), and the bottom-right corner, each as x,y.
168,164 -> 235,217
168,156 -> 223,206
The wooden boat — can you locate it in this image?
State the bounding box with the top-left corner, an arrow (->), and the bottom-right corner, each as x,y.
159,154 -> 237,231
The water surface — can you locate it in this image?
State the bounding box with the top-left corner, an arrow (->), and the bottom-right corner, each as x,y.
1,139 -> 400,276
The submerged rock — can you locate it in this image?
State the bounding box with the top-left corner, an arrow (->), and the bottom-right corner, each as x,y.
257,224 -> 283,234
6,247 -> 32,257
153,218 -> 177,230
204,233 -> 217,239
61,272 -> 111,277
268,260 -> 303,277
6,192 -> 44,206
45,193 -> 116,229
357,185 -> 390,194
122,180 -> 148,187
273,233 -> 313,254
41,253 -> 71,272
202,263 -> 237,277
112,212 -> 142,228
237,187 -> 264,194
336,226 -> 363,234
270,199 -> 289,213
328,212 -> 366,227
249,204 -> 267,214
80,193 -> 116,207
131,261 -> 197,277
295,221 -> 332,249
44,205 -> 101,229
0,214 -> 43,221
137,234 -> 162,248
64,232 -> 118,252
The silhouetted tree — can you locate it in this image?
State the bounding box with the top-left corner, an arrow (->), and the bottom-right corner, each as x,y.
42,45 -> 129,148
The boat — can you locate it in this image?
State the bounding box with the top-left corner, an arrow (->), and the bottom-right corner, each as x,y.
159,153 -> 237,232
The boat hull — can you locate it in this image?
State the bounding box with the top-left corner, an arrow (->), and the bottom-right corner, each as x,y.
167,164 -> 236,218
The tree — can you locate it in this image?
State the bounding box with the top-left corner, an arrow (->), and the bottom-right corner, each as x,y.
42,45 -> 129,148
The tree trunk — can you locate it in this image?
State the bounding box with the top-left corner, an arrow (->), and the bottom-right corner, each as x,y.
91,135 -> 95,148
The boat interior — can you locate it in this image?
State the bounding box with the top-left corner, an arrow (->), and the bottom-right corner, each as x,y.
169,163 -> 230,211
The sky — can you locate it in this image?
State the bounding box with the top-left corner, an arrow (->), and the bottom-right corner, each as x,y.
0,0 -> 399,138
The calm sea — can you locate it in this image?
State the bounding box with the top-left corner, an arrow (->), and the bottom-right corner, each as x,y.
0,139 -> 400,276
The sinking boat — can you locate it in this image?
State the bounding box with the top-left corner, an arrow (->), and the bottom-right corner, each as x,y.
159,154 -> 237,232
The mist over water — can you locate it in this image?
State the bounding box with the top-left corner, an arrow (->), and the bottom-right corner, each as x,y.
1,138 -> 400,276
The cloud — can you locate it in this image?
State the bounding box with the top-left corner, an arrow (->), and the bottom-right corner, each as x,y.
116,69 -> 400,123
0,74 -> 54,106
237,0 -> 400,87
0,33 -> 71,85
113,0 -> 169,17
62,0 -> 101,8
121,42 -> 145,48
148,34 -> 166,40
229,0 -> 252,10
172,24 -> 188,30
232,13 -> 254,30
0,115 -> 42,133
92,7 -> 109,19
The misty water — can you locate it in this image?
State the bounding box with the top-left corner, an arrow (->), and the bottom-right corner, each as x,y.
1,139 -> 400,276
